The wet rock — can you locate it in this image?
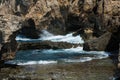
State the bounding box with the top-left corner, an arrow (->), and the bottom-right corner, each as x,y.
18,41 -> 82,50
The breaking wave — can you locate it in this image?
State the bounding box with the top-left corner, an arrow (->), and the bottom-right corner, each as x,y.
16,30 -> 84,44
5,47 -> 109,65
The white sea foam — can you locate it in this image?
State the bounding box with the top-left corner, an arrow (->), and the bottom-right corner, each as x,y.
36,47 -> 109,57
38,46 -> 83,54
16,30 -> 84,44
63,57 -> 92,63
16,35 -> 31,41
5,47 -> 109,65
40,30 -> 54,37
5,60 -> 57,65
40,33 -> 84,44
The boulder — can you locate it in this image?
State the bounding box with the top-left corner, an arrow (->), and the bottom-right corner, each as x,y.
83,32 -> 112,51
83,30 -> 120,52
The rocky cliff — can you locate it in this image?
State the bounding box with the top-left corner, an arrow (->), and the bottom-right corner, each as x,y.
0,0 -> 120,64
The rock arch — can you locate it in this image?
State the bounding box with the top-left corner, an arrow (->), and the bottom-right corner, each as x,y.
0,16 -> 39,61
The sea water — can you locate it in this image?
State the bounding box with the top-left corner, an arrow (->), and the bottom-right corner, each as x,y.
6,30 -> 109,65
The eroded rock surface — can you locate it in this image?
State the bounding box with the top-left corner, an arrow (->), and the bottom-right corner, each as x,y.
18,41 -> 81,50
0,15 -> 22,60
0,16 -> 39,60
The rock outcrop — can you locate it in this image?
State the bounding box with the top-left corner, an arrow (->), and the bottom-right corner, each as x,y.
83,0 -> 120,51
0,0 -> 119,36
0,16 -> 39,61
0,15 -> 22,60
83,27 -> 120,52
0,0 -> 119,63
18,41 -> 81,50
0,0 -> 37,15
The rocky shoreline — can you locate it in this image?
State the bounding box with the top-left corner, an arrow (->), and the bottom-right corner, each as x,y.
0,58 -> 115,80
0,0 -> 120,79
0,0 -> 119,58
0,0 -> 119,61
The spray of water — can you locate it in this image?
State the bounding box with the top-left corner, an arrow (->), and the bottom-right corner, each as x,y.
5,47 -> 109,65
16,30 -> 84,44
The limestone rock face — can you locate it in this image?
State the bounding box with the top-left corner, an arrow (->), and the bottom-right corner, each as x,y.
0,0 -> 37,15
0,15 -> 22,60
0,16 -> 40,60
0,0 -> 119,35
25,0 -> 82,34
83,0 -> 120,51
0,15 -> 22,43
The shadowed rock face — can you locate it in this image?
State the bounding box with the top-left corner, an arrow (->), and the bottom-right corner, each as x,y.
19,18 -> 39,39
0,0 -> 37,15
